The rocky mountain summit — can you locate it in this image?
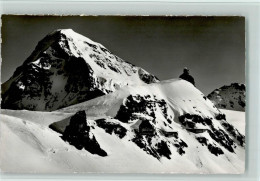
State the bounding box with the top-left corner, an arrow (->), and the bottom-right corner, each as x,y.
207,83 -> 245,111
1,29 -> 158,111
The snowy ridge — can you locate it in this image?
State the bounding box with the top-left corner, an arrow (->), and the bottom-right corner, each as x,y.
60,79 -> 219,118
1,29 -> 159,111
55,79 -> 245,173
207,83 -> 245,111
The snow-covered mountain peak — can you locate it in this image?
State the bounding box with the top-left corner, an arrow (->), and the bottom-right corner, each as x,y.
57,29 -> 98,44
48,28 -> 108,55
1,29 -> 159,111
207,83 -> 245,111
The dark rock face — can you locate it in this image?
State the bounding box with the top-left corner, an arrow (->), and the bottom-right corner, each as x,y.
132,132 -> 187,159
207,128 -> 234,153
61,111 -> 107,157
215,113 -> 226,120
155,140 -> 172,159
221,122 -> 245,147
173,140 -> 188,155
115,94 -> 188,159
178,113 -> 245,156
138,68 -> 159,84
139,120 -> 155,135
1,29 -> 159,111
115,95 -> 155,123
132,134 -> 172,160
207,83 -> 246,111
179,114 -> 213,128
207,143 -> 224,156
1,54 -> 105,111
95,118 -> 127,139
1,31 -> 104,111
115,94 -> 170,124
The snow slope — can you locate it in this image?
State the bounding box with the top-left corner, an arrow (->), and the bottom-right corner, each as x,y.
60,79 -> 219,118
0,107 -> 245,173
59,79 -> 245,173
0,109 -> 74,126
0,111 -> 167,173
207,83 -> 245,111
220,109 -> 245,135
1,29 -> 158,111
0,79 -> 245,173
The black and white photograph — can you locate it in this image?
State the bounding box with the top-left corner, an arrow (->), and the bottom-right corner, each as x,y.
0,15 -> 245,174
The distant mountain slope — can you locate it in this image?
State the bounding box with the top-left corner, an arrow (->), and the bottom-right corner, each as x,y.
207,83 -> 245,111
220,109 -> 245,135
1,29 -> 158,111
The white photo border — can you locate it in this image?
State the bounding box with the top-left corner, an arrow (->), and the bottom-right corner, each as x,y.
0,1 -> 259,181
